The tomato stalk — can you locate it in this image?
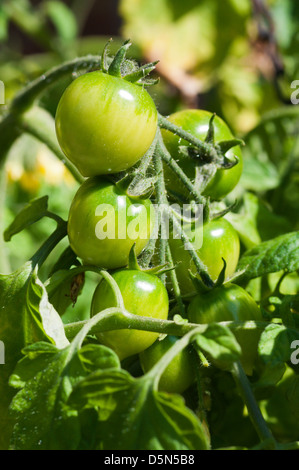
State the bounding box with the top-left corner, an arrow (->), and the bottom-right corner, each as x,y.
0,161 -> 10,274
152,149 -> 186,315
231,361 -> 277,448
158,113 -> 219,164
152,152 -> 168,283
30,220 -> 68,269
156,128 -> 206,206
142,327 -> 206,391
158,112 -> 243,188
9,55 -> 102,115
65,309 -> 206,342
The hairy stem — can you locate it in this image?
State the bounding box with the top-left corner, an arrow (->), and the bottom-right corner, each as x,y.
231,361 -> 276,448
158,113 -> 218,161
9,55 -> 101,115
30,221 -> 68,269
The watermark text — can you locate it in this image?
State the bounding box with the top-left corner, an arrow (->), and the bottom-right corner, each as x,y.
94,201 -> 204,250
0,340 -> 5,364
0,81 -> 4,105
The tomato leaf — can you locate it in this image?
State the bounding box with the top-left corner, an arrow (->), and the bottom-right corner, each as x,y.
258,323 -> 299,366
226,193 -> 291,250
0,263 -> 68,449
4,196 -> 49,242
194,323 -> 241,370
8,343 -> 120,450
237,231 -> 299,283
45,268 -> 85,315
69,370 -> 210,450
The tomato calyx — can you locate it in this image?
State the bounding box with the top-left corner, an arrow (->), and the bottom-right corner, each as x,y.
128,244 -> 175,277
115,170 -> 157,200
100,39 -> 159,87
179,129 -> 243,170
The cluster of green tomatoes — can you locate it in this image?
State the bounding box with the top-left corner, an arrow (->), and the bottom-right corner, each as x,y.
54,43 -> 263,394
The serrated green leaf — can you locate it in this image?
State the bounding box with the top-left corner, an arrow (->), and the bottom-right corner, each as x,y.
45,268 -> 85,316
258,323 -> 299,365
69,369 -> 210,450
237,231 -> 299,283
9,343 -> 119,450
4,196 -> 49,242
194,323 -> 241,370
226,193 -> 292,250
0,262 -> 68,449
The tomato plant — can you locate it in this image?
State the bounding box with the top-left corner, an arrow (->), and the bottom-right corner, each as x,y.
168,217 -> 240,295
2,31 -> 299,452
161,109 -> 243,201
55,71 -> 158,177
67,176 -> 155,269
139,335 -> 196,394
187,283 -> 263,375
91,269 -> 169,360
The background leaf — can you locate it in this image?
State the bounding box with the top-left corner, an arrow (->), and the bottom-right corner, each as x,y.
237,232 -> 299,283
9,343 -> 119,450
69,369 -> 210,450
4,196 -> 49,242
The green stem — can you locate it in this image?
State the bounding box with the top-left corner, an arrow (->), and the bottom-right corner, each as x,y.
0,160 -> 11,274
231,361 -> 276,448
69,307 -> 124,353
158,113 -> 218,162
165,243 -> 185,317
156,129 -> 206,205
10,55 -> 101,115
0,114 -> 22,164
65,312 -> 207,341
169,209 -> 214,289
145,327 -> 204,389
152,152 -> 168,284
30,221 -> 68,269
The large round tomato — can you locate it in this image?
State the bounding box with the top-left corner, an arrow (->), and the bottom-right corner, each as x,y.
139,335 -> 195,394
67,176 -> 155,269
187,283 -> 263,375
55,71 -> 158,177
161,109 -> 243,201
91,269 -> 169,360
168,217 -> 240,295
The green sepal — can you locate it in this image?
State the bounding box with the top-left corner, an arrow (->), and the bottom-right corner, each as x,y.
108,39 -> 131,77
220,154 -> 240,170
124,61 -> 159,84
100,38 -> 112,73
115,172 -> 156,200
136,77 -> 160,87
214,258 -> 227,288
217,138 -> 244,154
205,113 -> 216,144
188,270 -> 214,294
127,244 -> 175,276
128,244 -> 141,270
210,200 -> 238,221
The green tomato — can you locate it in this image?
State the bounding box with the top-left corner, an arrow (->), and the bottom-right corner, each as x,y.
91,269 -> 169,360
139,335 -> 196,394
55,71 -> 158,177
161,109 -> 243,201
168,217 -> 240,295
67,176 -> 155,269
187,283 -> 263,375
